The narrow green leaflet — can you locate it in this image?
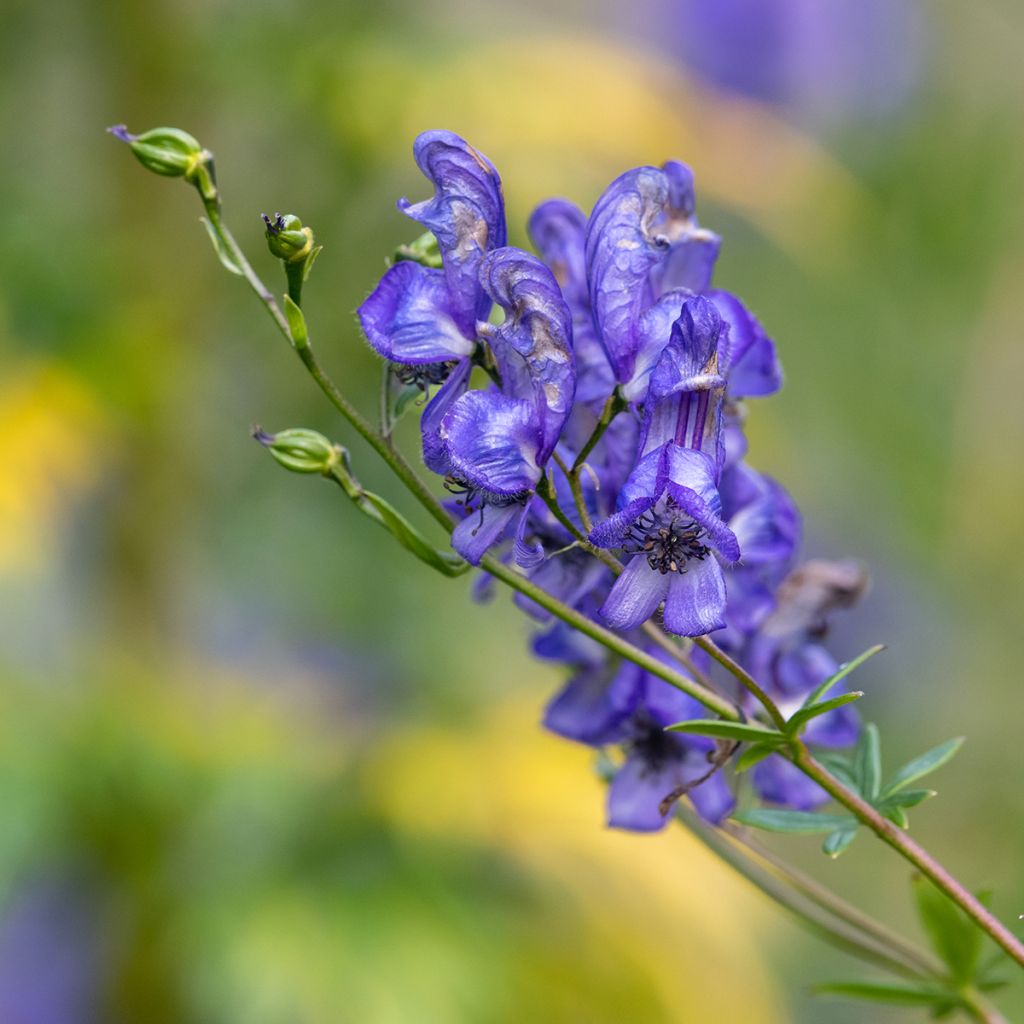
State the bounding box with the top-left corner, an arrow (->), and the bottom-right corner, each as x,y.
283,294 -> 308,349
799,644 -> 885,709
880,788 -> 935,809
881,805 -> 908,828
785,691 -> 864,736
912,874 -> 987,984
814,981 -> 954,1007
814,750 -> 859,791
734,743 -> 778,774
200,216 -> 244,275
359,490 -> 471,578
665,720 -> 786,745
732,808 -> 855,834
822,824 -> 859,858
853,723 -> 882,800
880,737 -> 964,798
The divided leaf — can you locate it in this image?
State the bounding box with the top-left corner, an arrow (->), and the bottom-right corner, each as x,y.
853,723 -> 882,801
822,824 -> 859,858
881,737 -> 964,798
814,980 -> 952,1007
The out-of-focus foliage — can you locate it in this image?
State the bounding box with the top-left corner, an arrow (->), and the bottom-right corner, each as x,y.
1,0 -> 1023,1020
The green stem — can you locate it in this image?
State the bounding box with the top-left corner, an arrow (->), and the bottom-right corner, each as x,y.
675,802 -> 931,981
553,450 -> 594,533
572,391 -> 625,472
694,635 -> 788,731
793,744 -> 1024,970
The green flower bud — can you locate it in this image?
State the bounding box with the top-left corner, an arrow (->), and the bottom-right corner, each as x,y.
262,212 -> 314,264
108,124 -> 218,203
391,231 -> 443,269
253,426 -> 341,475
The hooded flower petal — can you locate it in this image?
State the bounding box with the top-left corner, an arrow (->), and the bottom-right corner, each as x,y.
664,446 -> 740,561
478,247 -> 576,462
586,162 -> 719,385
420,357 -> 473,473
398,130 -> 507,334
357,261 -> 476,364
440,390 -> 542,496
641,296 -> 727,463
528,199 -> 589,310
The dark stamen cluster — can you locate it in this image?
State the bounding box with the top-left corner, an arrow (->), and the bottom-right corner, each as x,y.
396,361 -> 458,392
623,505 -> 710,575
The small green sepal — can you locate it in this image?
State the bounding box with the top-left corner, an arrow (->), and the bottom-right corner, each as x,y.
109,124 -> 217,202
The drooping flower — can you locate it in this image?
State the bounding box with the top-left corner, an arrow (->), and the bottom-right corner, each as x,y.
440,247 -> 575,566
357,130 -> 506,469
584,161 -> 720,399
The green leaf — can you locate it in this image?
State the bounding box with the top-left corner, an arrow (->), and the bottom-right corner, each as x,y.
665,720 -> 786,744
882,805 -> 909,828
881,737 -> 964,798
283,294 -> 308,349
881,788 -> 936,809
302,243 -> 323,281
359,490 -> 471,578
734,743 -> 777,774
822,824 -> 859,858
853,723 -> 882,800
732,808 -> 855,834
912,875 -> 985,984
814,981 -> 951,1007
200,216 -> 244,276
800,644 -> 885,709
785,691 -> 864,735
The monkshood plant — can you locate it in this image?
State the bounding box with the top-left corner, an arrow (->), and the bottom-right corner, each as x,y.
110,124 -> 1021,1019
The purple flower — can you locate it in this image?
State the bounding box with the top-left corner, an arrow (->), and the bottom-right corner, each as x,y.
606,672 -> 735,831
440,247 -> 575,566
585,162 -> 720,396
590,444 -> 740,636
357,130 -> 507,470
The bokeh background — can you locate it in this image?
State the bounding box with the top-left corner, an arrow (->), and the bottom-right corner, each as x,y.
2,0 -> 1023,1020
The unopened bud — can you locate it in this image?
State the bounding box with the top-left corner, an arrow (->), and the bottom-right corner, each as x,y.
262,212 -> 314,264
253,426 -> 341,475
108,124 -> 218,202
392,231 -> 443,269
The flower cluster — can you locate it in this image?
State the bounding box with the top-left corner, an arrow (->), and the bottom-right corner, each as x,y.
358,131 -> 866,832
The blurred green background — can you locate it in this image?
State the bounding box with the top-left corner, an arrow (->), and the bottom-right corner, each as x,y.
1,0 -> 1023,1020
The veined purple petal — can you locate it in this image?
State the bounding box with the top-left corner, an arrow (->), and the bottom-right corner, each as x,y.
599,555 -> 669,629
641,296 -> 727,461
528,199 -> 589,310
623,288 -> 690,404
513,502 -> 545,569
584,166 -> 675,384
399,130 -> 507,334
421,357 -> 473,474
663,555 -> 728,636
709,290 -> 782,398
451,502 -> 520,565
357,261 -> 475,364
440,390 -> 542,495
478,247 -> 576,462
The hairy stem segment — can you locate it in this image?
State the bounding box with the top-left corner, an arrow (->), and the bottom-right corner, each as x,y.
202,197 -> 1023,978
